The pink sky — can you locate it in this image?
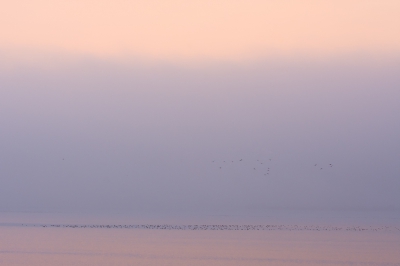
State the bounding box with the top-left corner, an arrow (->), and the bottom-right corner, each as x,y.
1,1 -> 400,213
1,0 -> 400,63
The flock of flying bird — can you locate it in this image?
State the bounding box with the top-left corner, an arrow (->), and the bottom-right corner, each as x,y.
212,158 -> 273,176
212,158 -> 333,176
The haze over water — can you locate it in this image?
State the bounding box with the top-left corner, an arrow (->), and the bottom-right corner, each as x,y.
1,0 -> 400,265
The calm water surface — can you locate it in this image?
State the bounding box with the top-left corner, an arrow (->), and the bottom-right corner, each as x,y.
0,212 -> 399,265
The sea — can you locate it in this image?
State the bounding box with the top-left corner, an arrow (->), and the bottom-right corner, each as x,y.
1,210 -> 399,266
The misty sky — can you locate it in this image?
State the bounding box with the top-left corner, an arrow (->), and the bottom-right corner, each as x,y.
0,1 -> 400,213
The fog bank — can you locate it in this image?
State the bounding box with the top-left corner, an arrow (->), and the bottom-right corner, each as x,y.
1,58 -> 399,213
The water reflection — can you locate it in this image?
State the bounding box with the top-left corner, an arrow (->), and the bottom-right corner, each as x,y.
1,225 -> 399,266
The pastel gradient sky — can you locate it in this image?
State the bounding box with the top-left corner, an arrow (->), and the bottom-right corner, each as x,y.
0,1 -> 399,214
1,0 -> 400,63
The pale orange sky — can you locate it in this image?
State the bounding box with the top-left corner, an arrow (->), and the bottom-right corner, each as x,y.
1,0 -> 400,62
